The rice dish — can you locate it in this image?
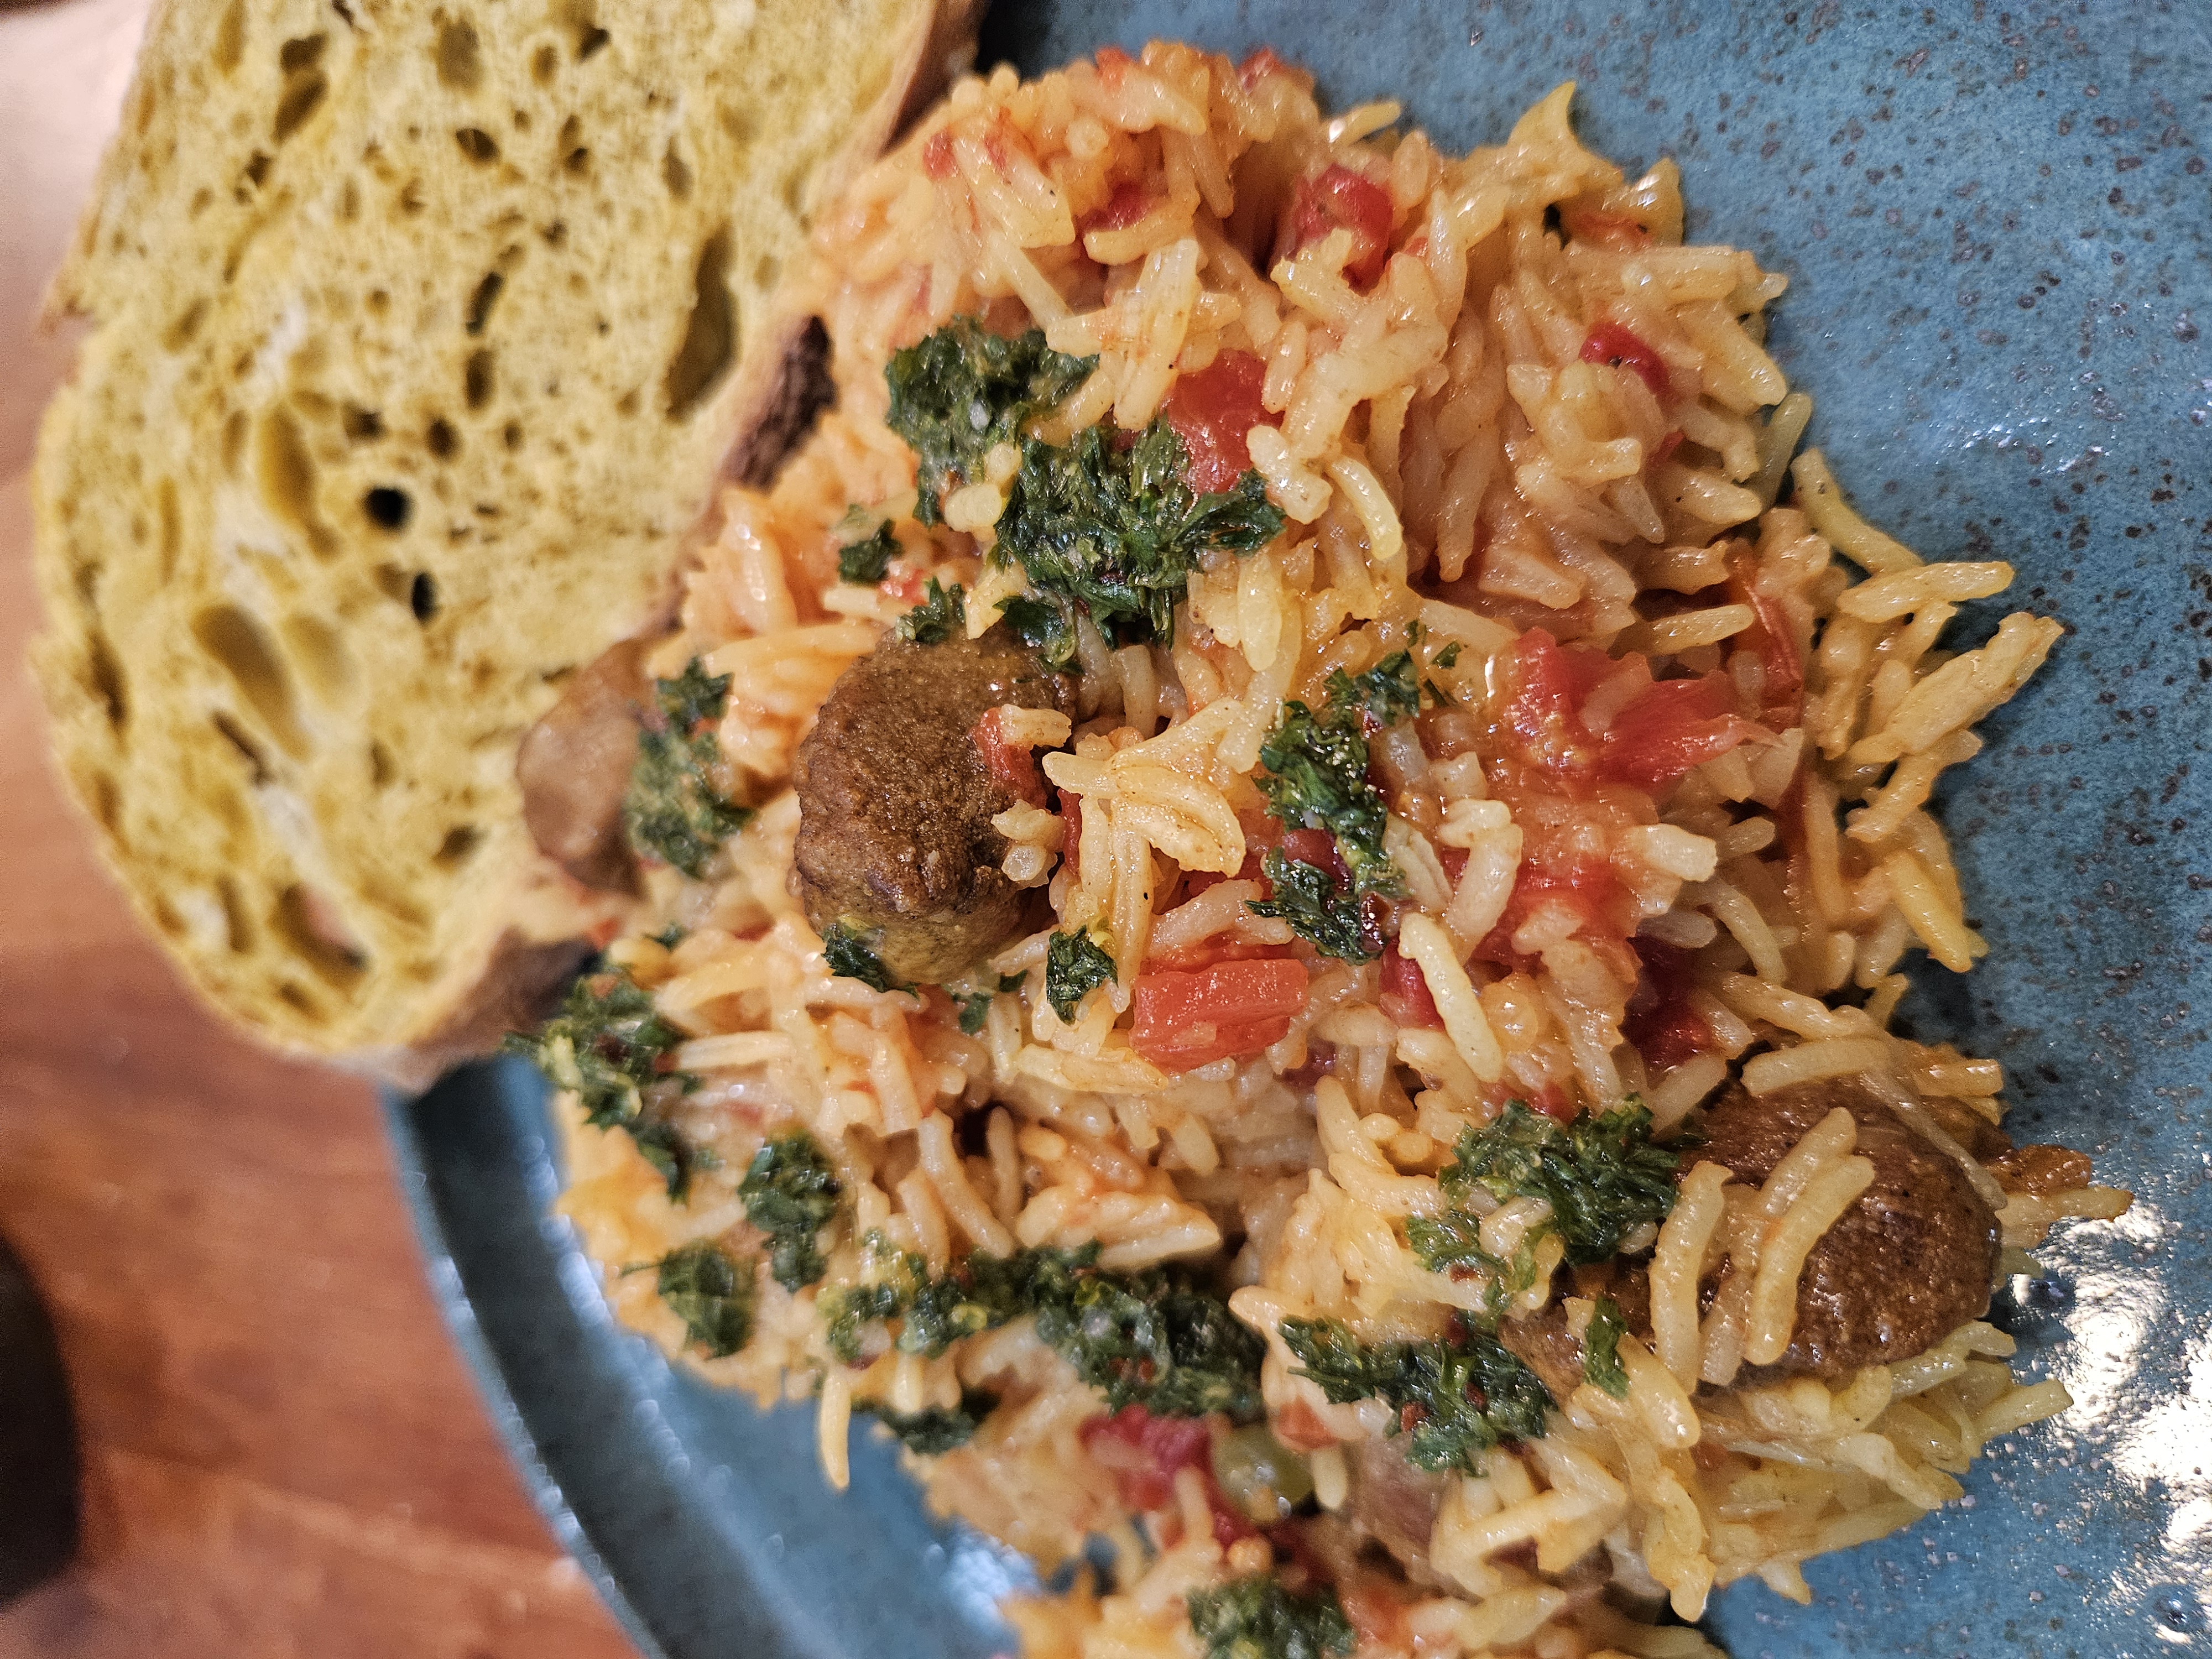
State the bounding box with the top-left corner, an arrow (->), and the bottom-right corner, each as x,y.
515,43 -> 2131,1656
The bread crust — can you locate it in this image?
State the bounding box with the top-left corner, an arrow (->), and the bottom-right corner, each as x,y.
32,0 -> 983,1084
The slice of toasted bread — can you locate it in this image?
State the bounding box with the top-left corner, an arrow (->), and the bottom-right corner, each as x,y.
33,0 -> 979,1087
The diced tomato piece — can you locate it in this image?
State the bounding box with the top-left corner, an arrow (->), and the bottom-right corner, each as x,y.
1237,45 -> 1291,90
1503,627 -> 1749,794
1081,179 -> 1156,234
1497,628 -> 1603,778
879,563 -> 928,604
1080,1406 -> 1209,1512
1526,1082 -> 1577,1123
1161,349 -> 1276,493
1379,941 -> 1444,1031
1579,320 -> 1671,400
1094,44 -> 1133,87
1438,844 -> 1470,885
921,130 -> 954,180
1625,937 -> 1715,1071
1340,1578 -> 1414,1649
587,915 -> 623,950
1277,827 -> 1348,886
1133,957 -> 1310,1071
1728,547 -> 1806,730
1626,994 -> 1714,1072
1280,163 -> 1395,288
1272,1397 -> 1338,1451
1652,427 -> 1686,465
1277,1037 -> 1338,1089
1475,857 -> 1633,980
971,706 -> 1048,808
1597,676 -> 1752,790
1559,204 -> 1652,249
1080,1408 -> 1253,1545
1060,794 -> 1082,880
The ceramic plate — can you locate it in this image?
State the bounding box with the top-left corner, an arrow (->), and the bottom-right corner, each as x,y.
387,3 -> 2212,1654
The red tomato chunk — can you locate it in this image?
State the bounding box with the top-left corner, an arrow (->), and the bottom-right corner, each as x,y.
969,706 -> 1048,808
1079,1407 -> 1253,1545
1379,941 -> 1443,1031
1625,937 -> 1715,1071
1161,349 -> 1276,494
1082,178 -> 1156,234
1599,676 -> 1752,790
1280,163 -> 1395,288
1578,320 -> 1671,400
1133,957 -> 1309,1071
1497,628 -> 1751,793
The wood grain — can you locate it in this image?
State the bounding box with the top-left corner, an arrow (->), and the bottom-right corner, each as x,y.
0,7 -> 637,1655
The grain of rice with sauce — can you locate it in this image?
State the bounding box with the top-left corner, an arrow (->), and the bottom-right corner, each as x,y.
525,41 -> 2131,1658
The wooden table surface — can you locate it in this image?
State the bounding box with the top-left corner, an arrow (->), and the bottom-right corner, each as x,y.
0,5 -> 638,1654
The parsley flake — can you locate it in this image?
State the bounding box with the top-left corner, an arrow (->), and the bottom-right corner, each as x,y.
1582,1296 -> 1631,1399
1187,1575 -> 1354,1659
1280,1316 -> 1553,1473
1045,928 -> 1116,1021
654,1240 -> 755,1358
993,420 -> 1284,666
821,921 -> 901,993
858,1390 -> 1000,1455
884,320 -> 1097,525
739,1131 -> 842,1291
821,1240 -> 1263,1422
898,576 -> 967,645
503,968 -> 699,1199
1439,1100 -> 1681,1266
623,659 -> 752,879
837,520 -> 900,585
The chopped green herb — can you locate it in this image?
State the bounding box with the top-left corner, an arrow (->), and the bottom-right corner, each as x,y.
1030,1256 -> 1267,1420
820,1233 -> 930,1364
1328,651 -> 1423,728
1045,927 -> 1117,1022
503,968 -> 698,1199
837,520 -> 900,585
898,576 -> 967,645
624,659 -> 752,879
655,1240 -> 755,1358
821,1241 -> 1263,1421
651,924 -> 689,950
630,1121 -> 699,1201
955,988 -> 996,1035
994,420 -> 1284,666
1439,1100 -> 1680,1266
1402,1211 -> 1543,1312
884,319 -> 1097,525
1187,1574 -> 1354,1659
1423,677 -> 1454,708
1280,1317 -> 1553,1474
1583,1296 -> 1631,1399
995,592 -> 1074,666
821,921 -> 900,994
739,1131 -> 842,1291
1433,641 -> 1463,669
858,1390 -> 1000,1454
1247,653 -> 1416,961
1251,676 -> 1402,902
1247,851 -> 1381,964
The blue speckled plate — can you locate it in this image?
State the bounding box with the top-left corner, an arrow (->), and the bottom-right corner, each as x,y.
387,4 -> 2212,1655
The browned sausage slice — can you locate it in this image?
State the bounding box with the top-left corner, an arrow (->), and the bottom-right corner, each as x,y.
1695,1076 -> 1999,1379
792,626 -> 1071,984
515,639 -> 649,893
